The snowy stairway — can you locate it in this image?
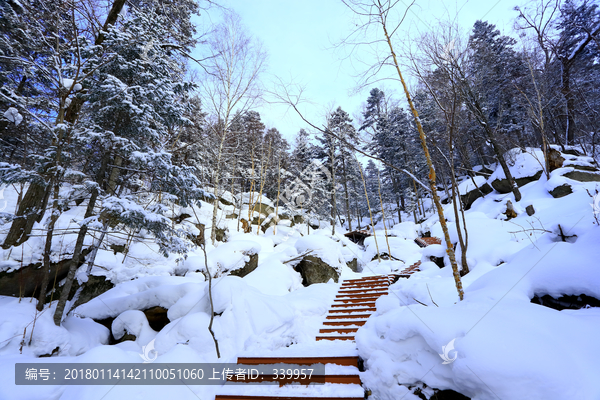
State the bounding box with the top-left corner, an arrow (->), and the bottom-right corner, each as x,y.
316,275 -> 394,342
215,275 -> 398,400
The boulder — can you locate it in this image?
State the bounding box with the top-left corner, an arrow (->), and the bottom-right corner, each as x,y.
563,170 -> 600,182
252,202 -> 275,216
526,205 -> 535,216
143,306 -> 170,331
0,249 -> 91,298
215,227 -> 227,242
218,196 -> 235,206
346,258 -> 359,272
46,274 -> 114,309
491,170 -> 543,194
70,275 -> 115,309
294,255 -> 339,286
228,253 -> 259,278
549,184 -> 573,198
460,182 -> 493,210
531,293 -> 600,310
548,148 -> 565,172
109,243 -> 126,254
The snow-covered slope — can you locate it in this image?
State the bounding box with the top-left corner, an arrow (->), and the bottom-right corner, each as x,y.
1,147 -> 599,400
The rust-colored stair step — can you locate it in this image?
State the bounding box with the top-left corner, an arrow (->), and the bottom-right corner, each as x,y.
341,281 -> 389,286
338,287 -> 388,293
344,276 -> 389,281
316,336 -> 355,341
343,279 -> 389,284
328,307 -> 375,313
334,298 -> 379,303
341,282 -> 387,287
341,281 -> 390,286
216,396 -> 363,400
340,285 -> 388,290
319,327 -> 358,334
236,356 -> 359,366
326,313 -> 371,319
323,320 -> 366,326
336,292 -> 387,298
330,299 -> 375,310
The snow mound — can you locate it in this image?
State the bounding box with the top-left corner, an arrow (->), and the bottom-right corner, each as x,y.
489,148 -> 545,180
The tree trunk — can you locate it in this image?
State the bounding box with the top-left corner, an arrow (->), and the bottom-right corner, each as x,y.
3,182 -> 49,248
561,62 -> 576,145
330,141 -> 337,236
36,182 -> 59,311
485,128 -> 522,202
380,16 -> 464,299
53,188 -> 99,325
341,157 -> 352,231
201,241 -> 220,358
211,129 -> 228,244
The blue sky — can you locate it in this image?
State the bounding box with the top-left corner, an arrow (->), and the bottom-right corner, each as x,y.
204,0 -> 518,144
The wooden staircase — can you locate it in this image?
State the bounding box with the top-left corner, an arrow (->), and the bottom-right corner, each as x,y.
316,275 -> 394,342
215,275 -> 400,400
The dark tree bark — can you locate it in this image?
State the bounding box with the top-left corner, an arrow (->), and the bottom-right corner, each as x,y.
3,182 -> 49,248
53,188 -> 99,325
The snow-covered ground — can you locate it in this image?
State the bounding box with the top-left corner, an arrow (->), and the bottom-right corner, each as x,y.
1,148 -> 599,399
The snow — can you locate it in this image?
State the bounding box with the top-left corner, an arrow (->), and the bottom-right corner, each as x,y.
1,148 -> 600,400
61,79 -> 82,92
488,147 -> 545,180
356,155 -> 600,400
294,234 -> 347,274
457,175 -> 487,195
3,107 -> 23,125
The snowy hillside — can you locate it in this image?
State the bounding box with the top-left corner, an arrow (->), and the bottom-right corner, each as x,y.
0,146 -> 599,400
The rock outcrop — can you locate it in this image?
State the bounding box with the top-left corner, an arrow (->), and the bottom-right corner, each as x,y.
228,253 -> 259,278
294,255 -> 339,286
491,170 -> 543,194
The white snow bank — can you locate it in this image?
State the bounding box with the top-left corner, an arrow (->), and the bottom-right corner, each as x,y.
295,234 -> 347,273
458,175 -> 487,195
362,236 -> 421,266
357,174 -> 600,400
489,147 -> 545,181
3,107 -> 22,125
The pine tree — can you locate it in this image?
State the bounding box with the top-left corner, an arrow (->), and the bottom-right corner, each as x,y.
52,6 -> 206,325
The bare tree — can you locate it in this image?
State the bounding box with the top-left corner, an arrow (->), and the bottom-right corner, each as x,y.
200,10 -> 267,244
516,0 -> 600,145
341,0 -> 465,299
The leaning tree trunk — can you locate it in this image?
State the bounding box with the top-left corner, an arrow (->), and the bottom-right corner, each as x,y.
484,126 -> 522,202
380,17 -> 464,300
3,182 -> 49,248
53,188 -> 100,325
